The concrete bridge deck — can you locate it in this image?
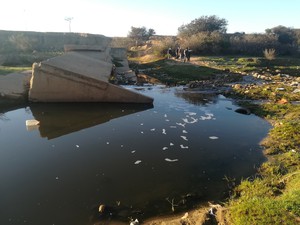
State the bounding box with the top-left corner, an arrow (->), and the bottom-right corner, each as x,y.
28,45 -> 153,104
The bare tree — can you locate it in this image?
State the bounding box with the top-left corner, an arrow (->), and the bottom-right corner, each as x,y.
65,17 -> 73,32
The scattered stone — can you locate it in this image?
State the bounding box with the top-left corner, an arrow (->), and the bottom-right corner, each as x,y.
130,219 -> 139,225
98,204 -> 106,213
278,98 -> 289,104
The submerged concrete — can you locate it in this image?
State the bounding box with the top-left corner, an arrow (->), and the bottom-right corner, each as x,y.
28,45 -> 153,104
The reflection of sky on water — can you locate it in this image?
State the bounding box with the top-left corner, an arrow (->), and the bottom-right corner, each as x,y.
0,86 -> 271,225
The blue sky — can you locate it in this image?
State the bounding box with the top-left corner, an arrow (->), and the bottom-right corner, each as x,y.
0,0 -> 299,37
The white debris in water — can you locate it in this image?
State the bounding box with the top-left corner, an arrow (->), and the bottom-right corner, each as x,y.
165,158 -> 179,162
106,142 -> 110,145
165,119 -> 170,122
164,114 -> 168,118
181,136 -> 188,141
200,113 -> 215,120
162,129 -> 167,135
180,145 -> 189,149
209,136 -> 219,140
55,176 -> 59,180
162,147 -> 168,150
131,150 -> 136,153
176,122 -> 186,127
134,160 -> 142,165
121,145 -> 124,148
26,119 -> 40,126
25,119 -> 40,131
183,117 -> 198,124
170,126 -> 177,128
140,123 -> 144,126
150,128 -> 156,131
185,112 -> 197,116
76,145 -> 80,148
140,131 -> 144,134
170,142 -> 174,146
182,130 -> 188,134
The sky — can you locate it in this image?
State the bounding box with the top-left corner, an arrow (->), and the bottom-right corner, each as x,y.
0,0 -> 299,37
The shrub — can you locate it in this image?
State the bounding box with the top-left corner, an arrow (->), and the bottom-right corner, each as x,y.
263,48 -> 276,60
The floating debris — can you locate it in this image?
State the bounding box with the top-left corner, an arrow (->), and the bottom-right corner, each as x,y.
164,114 -> 168,118
162,129 -> 167,135
131,150 -> 136,153
176,122 -> 186,127
76,145 -> 80,148
180,145 -> 189,149
25,119 -> 40,131
150,128 -> 156,131
200,113 -> 214,120
140,123 -> 144,126
181,136 -> 188,141
134,160 -> 142,165
209,136 -> 219,140
165,158 -> 179,162
183,117 -> 198,124
170,142 -> 174,146
170,126 -> 177,128
106,142 -> 110,145
185,112 -> 197,116
140,131 -> 144,134
162,147 -> 168,150
182,130 -> 188,134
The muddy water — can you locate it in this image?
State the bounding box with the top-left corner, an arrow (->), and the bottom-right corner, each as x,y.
0,86 -> 270,225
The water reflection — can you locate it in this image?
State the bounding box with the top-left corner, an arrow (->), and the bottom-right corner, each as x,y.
30,103 -> 153,139
0,86 -> 271,225
174,90 -> 219,105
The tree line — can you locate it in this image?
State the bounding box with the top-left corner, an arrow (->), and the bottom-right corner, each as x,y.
125,15 -> 300,57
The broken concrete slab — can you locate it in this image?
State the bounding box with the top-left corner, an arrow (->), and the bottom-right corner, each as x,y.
29,49 -> 153,103
0,70 -> 31,101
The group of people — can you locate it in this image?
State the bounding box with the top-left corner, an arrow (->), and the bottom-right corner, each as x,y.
167,46 -> 191,62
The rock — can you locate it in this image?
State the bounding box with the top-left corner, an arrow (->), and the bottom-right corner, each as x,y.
278,98 -> 288,104
276,87 -> 285,91
290,82 -> 299,87
130,219 -> 139,225
235,108 -> 251,115
98,204 -> 106,213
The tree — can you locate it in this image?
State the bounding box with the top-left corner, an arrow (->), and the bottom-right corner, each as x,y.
265,25 -> 296,45
178,15 -> 228,37
127,26 -> 156,44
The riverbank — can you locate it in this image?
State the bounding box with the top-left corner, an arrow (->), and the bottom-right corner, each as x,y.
128,54 -> 300,224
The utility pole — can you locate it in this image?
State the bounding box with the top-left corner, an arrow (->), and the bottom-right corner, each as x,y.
65,17 -> 73,32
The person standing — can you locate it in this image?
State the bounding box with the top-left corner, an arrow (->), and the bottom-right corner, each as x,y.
167,48 -> 172,59
175,46 -> 181,59
185,47 -> 191,62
